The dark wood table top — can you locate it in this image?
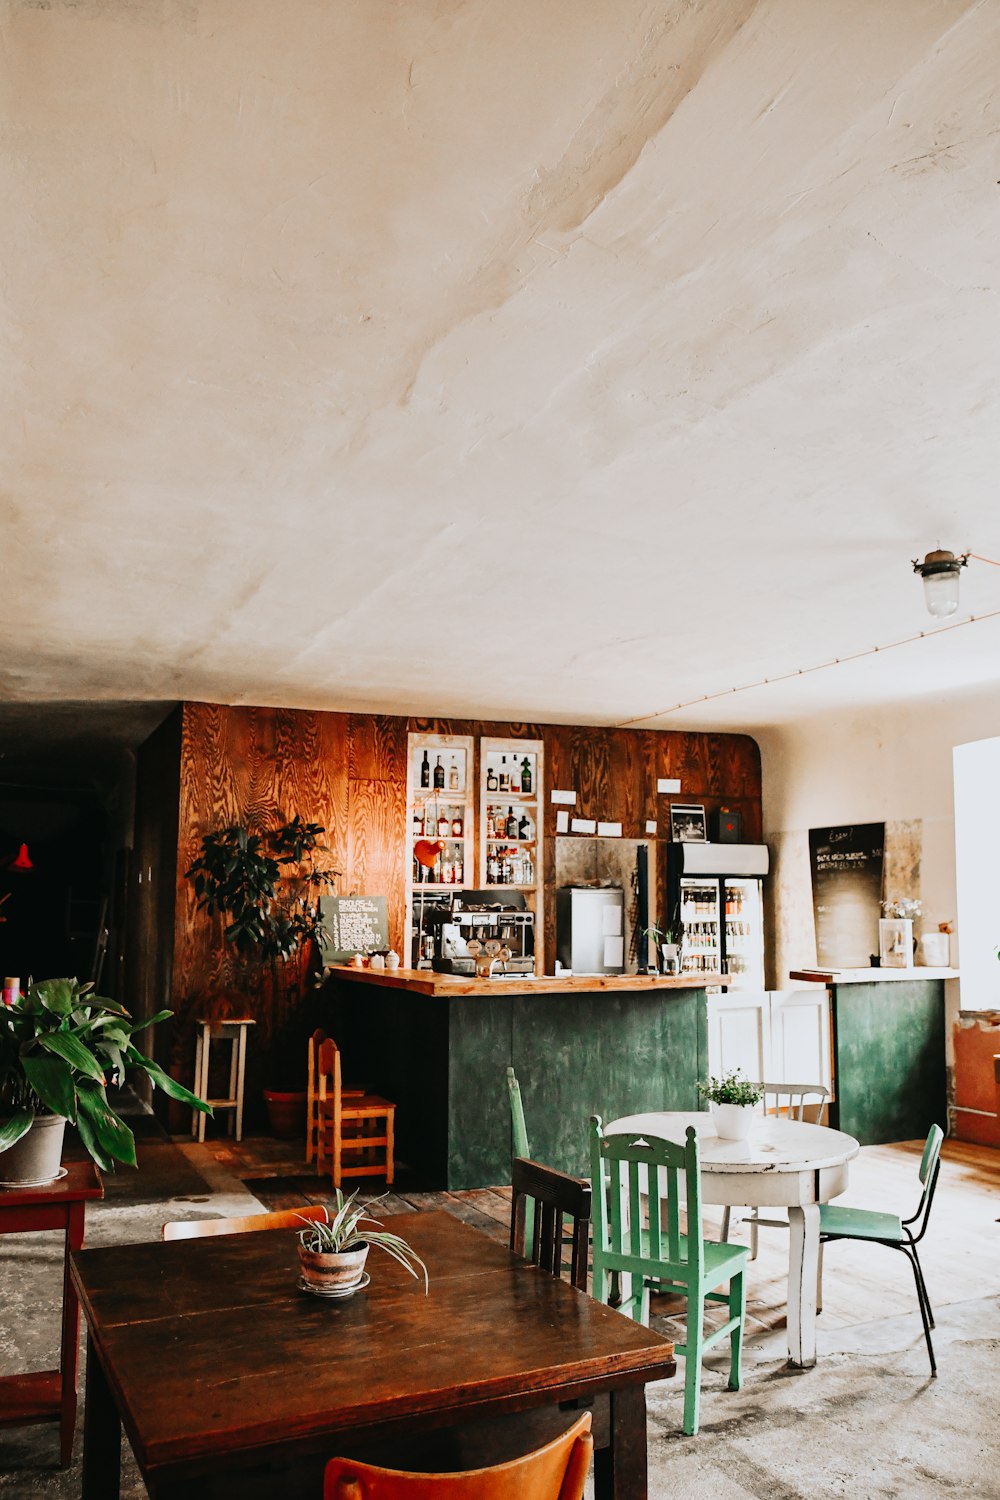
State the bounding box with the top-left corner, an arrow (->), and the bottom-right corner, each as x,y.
71,1210 -> 674,1477
0,1159 -> 103,1209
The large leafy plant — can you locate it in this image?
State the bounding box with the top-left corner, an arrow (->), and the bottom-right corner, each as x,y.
186,815 -> 339,961
0,978 -> 211,1170
697,1070 -> 764,1108
297,1190 -> 429,1292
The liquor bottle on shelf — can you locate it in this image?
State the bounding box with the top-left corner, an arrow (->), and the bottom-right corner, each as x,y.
505,807 -> 518,838
522,852 -> 534,884
413,809 -> 424,838
437,812 -> 450,838
453,852 -> 464,884
499,757 -> 509,792
433,755 -> 445,789
520,757 -> 532,793
451,813 -> 463,837
448,758 -> 460,791
420,751 -> 430,789
518,813 -> 531,841
486,763 -> 499,792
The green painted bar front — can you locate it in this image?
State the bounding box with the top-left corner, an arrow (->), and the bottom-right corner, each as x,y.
829,979 -> 947,1145
328,979 -> 710,1189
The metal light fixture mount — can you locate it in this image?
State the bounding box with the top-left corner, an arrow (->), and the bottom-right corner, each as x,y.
912,548 -> 969,619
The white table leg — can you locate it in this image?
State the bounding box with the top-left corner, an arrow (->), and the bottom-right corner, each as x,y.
787,1202 -> 819,1368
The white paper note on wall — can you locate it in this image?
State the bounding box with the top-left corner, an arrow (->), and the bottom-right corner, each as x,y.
555,810 -> 569,833
551,789 -> 577,805
657,778 -> 681,794
601,904 -> 622,936
571,817 -> 597,834
645,820 -> 658,834
603,936 -> 624,969
597,821 -> 623,837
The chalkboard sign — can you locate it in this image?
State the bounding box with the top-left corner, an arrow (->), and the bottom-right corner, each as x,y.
809,824 -> 884,968
319,895 -> 390,963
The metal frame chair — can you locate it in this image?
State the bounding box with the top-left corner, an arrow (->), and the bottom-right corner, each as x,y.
819,1123 -> 944,1374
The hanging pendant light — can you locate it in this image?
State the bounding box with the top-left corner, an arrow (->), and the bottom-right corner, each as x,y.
912,549 -> 968,619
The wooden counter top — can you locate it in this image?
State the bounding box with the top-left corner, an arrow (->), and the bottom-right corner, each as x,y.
328,964 -> 724,998
789,967 -> 959,986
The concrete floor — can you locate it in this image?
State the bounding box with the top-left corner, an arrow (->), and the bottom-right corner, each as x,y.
1,1132 -> 998,1498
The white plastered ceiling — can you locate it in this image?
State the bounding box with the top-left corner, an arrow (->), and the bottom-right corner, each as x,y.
2,0 -> 999,732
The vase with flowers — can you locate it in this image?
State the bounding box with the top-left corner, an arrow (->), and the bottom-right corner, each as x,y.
879,898 -> 921,968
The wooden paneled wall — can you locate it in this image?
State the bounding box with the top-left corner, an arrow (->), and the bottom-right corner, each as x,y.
165,702 -> 761,1095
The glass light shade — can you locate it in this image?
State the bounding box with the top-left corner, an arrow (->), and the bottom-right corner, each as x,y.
922,568 -> 960,618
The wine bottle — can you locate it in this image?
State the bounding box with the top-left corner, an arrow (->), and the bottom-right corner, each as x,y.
433,755 -> 445,789
420,751 -> 430,788
520,756 -> 532,793
499,756 -> 509,792
448,758 -> 459,791
505,806 -> 518,838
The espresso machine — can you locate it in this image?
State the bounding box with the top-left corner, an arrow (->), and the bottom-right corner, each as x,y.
429,891 -> 535,976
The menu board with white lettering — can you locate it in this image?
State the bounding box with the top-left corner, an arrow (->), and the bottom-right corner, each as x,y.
319,895 -> 389,963
808,823 -> 884,968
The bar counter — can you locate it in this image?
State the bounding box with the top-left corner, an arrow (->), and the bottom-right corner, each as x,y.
326,965 -> 722,1189
789,966 -> 955,1144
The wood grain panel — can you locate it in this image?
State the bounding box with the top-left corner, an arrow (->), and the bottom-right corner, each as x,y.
348,713 -> 408,782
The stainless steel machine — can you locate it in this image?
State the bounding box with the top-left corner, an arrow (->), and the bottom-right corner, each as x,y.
556,885 -> 626,975
429,891 -> 535,976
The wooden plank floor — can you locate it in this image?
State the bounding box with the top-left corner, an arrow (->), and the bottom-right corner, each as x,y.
198,1134 -> 1000,1339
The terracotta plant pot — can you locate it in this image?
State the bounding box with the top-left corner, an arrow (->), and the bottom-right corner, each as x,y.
710,1102 -> 755,1141
0,1113 -> 67,1187
263,1089 -> 307,1139
298,1240 -> 369,1293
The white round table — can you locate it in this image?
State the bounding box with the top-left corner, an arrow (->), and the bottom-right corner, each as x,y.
604,1111 -> 860,1368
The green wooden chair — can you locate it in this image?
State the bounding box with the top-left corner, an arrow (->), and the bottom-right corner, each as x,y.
505,1066 -> 530,1159
819,1122 -> 944,1374
589,1116 -> 749,1436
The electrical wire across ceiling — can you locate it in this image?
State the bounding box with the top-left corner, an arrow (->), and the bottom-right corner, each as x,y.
618,553 -> 1000,728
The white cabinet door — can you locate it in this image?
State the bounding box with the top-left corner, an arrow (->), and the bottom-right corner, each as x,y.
769,988 -> 832,1092
707,991 -> 771,1083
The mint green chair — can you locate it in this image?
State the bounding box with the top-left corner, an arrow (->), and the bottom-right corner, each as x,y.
590,1116 -> 749,1436
505,1066 -> 530,1159
819,1123 -> 943,1374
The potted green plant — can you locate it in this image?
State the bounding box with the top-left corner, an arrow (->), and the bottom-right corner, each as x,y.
296,1189 -> 429,1297
641,922 -> 680,974
0,977 -> 211,1186
186,816 -> 340,1135
697,1070 -> 764,1141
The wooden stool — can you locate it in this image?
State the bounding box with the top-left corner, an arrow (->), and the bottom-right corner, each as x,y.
192,1018 -> 254,1143
316,1038 -> 395,1189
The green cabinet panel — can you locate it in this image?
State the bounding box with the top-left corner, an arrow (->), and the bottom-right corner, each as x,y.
328,978 -> 709,1190
831,980 -> 946,1146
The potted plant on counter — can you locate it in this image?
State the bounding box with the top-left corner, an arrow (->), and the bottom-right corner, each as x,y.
697,1070 -> 764,1141
0,978 -> 212,1187
297,1189 -> 429,1298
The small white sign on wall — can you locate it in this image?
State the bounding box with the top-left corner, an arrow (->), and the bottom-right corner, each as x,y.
551,789 -> 577,806
645,820 -> 658,834
657,778 -> 681,794
571,817 -> 597,834
555,810 -> 569,833
597,821 -> 623,837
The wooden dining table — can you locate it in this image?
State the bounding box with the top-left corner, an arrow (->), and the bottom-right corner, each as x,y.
604,1111 -> 860,1368
71,1209 -> 675,1499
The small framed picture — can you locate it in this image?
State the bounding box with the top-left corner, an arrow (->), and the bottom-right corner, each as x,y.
670,803 -> 707,843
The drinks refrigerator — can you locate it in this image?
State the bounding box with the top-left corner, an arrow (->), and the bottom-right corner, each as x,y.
668,843 -> 770,990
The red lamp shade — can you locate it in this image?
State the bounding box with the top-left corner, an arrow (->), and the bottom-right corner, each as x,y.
413,839 -> 445,869
11,843 -> 33,871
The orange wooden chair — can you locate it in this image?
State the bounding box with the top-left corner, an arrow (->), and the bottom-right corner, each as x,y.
308,1029 -> 366,1167
316,1038 -> 395,1190
161,1204 -> 328,1241
324,1410 -> 592,1500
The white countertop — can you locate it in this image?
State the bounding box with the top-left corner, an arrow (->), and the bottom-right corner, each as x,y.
789,966 -> 959,985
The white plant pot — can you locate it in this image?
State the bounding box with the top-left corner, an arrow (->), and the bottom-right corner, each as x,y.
0,1113 -> 67,1187
710,1102 -> 755,1141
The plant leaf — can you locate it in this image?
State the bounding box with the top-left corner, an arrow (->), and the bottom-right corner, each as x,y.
76,1084 -> 137,1169
38,1031 -> 106,1081
32,978 -> 75,1015
0,1107 -> 35,1152
21,1054 -> 77,1121
126,1048 -> 212,1113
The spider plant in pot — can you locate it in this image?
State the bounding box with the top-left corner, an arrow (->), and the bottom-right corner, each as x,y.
0,978 -> 212,1187
697,1070 -> 764,1142
297,1190 -> 429,1295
